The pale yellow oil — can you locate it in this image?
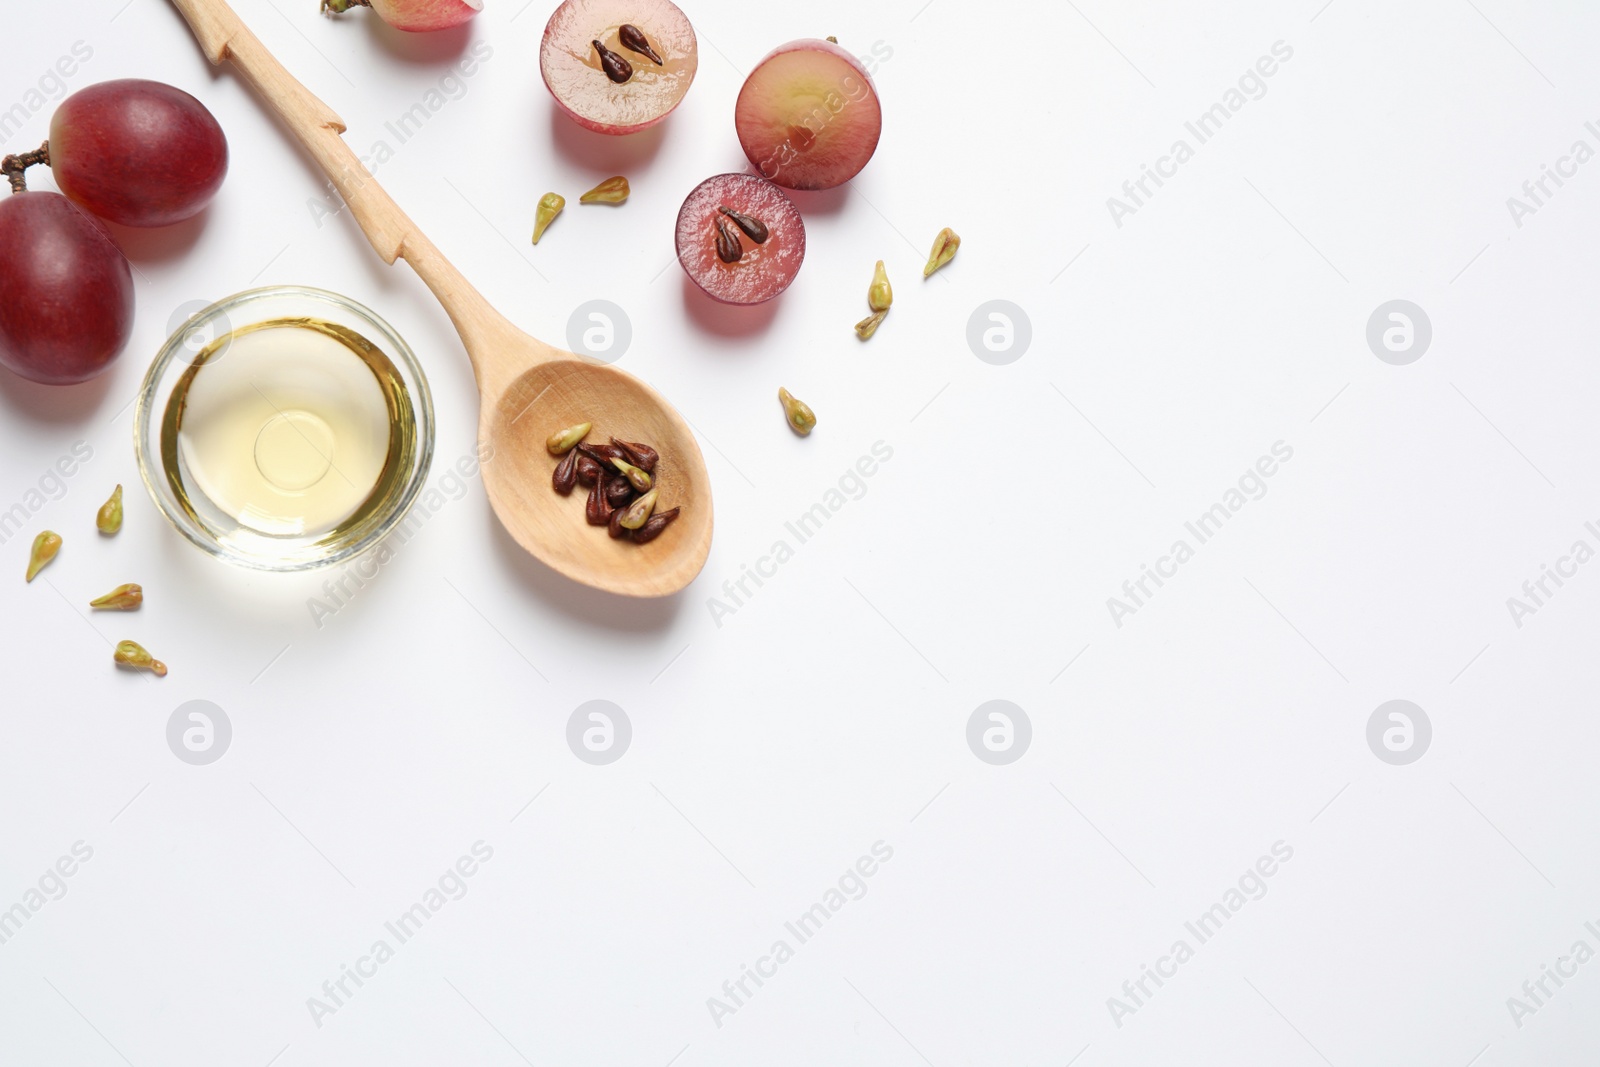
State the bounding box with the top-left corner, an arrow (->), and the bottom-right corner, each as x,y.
161,318 -> 416,541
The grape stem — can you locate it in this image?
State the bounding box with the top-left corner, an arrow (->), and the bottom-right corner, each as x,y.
320,0 -> 371,13
1,141 -> 49,194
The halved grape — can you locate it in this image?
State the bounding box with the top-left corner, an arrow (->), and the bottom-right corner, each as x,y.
322,0 -> 481,32
676,174 -> 804,305
541,0 -> 698,135
735,39 -> 882,190
50,79 -> 228,228
0,192 -> 134,384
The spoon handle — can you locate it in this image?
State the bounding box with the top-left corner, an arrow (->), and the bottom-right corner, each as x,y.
168,0 -> 516,370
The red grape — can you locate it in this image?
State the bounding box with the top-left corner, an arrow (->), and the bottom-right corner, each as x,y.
50,79 -> 228,228
322,0 -> 481,32
0,191 -> 134,385
676,174 -> 805,305
735,40 -> 882,190
541,0 -> 699,135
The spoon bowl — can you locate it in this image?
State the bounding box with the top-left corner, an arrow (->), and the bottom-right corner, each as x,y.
169,0 -> 712,597
484,356 -> 712,597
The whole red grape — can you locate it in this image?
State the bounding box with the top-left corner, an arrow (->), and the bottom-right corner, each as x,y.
50,79 -> 228,228
0,192 -> 134,384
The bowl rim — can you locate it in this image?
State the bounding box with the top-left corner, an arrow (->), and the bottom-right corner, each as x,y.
132,285 -> 436,573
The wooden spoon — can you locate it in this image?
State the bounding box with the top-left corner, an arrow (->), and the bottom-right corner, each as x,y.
168,0 -> 712,598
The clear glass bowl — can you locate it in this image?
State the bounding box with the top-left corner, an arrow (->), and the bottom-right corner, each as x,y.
134,286 -> 435,572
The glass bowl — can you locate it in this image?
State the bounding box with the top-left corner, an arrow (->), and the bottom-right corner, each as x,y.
133,286 -> 435,572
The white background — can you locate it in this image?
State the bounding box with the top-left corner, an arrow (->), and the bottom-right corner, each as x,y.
3,0 -> 1599,1063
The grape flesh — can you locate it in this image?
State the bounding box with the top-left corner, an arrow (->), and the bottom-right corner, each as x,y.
0,192 -> 134,385
50,79 -> 228,228
541,0 -> 699,135
676,174 -> 805,305
735,40 -> 882,190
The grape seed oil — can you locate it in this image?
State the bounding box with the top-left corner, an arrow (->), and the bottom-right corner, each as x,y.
160,318 -> 418,541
